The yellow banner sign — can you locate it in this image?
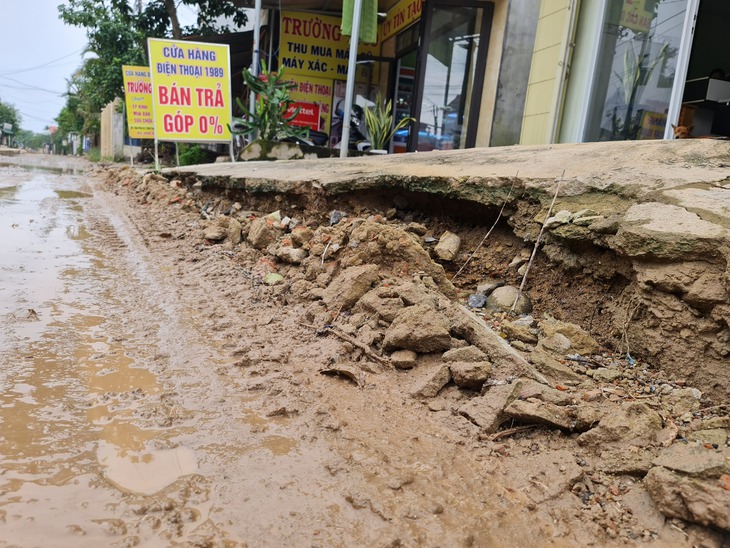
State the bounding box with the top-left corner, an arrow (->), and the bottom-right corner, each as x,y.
121,65 -> 154,139
147,38 -> 232,142
381,0 -> 423,42
280,11 -> 380,79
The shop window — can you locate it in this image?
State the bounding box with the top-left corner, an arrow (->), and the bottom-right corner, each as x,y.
584,0 -> 688,141
410,2 -> 493,151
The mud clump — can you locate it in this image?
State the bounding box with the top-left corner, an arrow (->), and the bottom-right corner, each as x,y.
100,165 -> 730,545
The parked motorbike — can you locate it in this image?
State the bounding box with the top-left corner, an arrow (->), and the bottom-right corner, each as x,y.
331,101 -> 372,152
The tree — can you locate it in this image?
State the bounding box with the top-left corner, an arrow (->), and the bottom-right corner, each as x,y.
0,98 -> 21,131
58,1 -> 248,136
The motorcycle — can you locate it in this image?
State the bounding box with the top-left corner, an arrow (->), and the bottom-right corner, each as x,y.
331,98 -> 372,152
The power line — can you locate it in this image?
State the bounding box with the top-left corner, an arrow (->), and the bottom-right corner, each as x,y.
0,75 -> 64,95
0,48 -> 84,76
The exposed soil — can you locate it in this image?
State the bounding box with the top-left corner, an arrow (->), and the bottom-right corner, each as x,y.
1,153 -> 727,547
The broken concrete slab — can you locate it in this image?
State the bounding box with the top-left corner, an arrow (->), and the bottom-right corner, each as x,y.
383,304 -> 452,353
644,466 -> 730,531
503,399 -> 574,431
652,444 -> 729,479
445,304 -> 547,384
458,383 -> 516,433
410,364 -> 451,398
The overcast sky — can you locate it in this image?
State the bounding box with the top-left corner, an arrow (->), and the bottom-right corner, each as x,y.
0,1 -> 207,134
0,1 -> 90,133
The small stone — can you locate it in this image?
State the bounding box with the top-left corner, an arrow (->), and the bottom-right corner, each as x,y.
263,272 -> 284,286
501,321 -> 538,344
579,402 -> 663,447
572,215 -> 604,227
644,466 -> 730,530
434,231 -> 461,261
509,250 -> 531,268
467,294 -> 487,308
663,387 -> 702,416
458,383 -> 515,433
442,346 -> 488,363
329,210 -> 346,226
573,208 -> 598,219
487,285 -> 532,314
406,222 -> 428,236
274,246 -> 308,264
449,361 -> 493,391
539,333 -> 572,354
248,217 -> 280,249
291,226 -> 314,247
227,217 -> 242,244
391,350 -> 418,370
383,304 -> 452,353
203,224 -> 227,241
545,210 -> 573,229
582,389 -> 603,402
476,279 -> 505,295
593,367 -> 622,383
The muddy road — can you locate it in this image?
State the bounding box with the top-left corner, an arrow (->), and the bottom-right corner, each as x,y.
0,154 -> 726,547
0,157 -> 536,546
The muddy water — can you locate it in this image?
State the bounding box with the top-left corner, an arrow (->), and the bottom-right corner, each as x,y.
0,159 -> 208,544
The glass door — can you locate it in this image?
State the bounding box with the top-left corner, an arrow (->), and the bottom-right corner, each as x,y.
583,0 -> 691,141
409,2 -> 493,151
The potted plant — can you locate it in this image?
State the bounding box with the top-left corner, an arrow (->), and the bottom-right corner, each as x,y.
363,91 -> 414,154
228,61 -> 310,160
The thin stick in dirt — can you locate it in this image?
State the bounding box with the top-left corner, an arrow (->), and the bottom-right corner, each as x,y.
511,170 -> 565,312
303,323 -> 392,369
451,175 -> 517,283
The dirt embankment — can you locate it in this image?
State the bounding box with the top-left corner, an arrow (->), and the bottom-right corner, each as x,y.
173,139 -> 730,403
97,162 -> 729,546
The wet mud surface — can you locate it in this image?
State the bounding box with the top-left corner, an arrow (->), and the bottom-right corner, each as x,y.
0,154 -> 727,547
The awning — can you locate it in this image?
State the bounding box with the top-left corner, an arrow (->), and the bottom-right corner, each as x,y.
231,0 -> 401,13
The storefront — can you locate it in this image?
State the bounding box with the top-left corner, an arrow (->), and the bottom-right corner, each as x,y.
552,0 -> 730,143
247,0 -> 537,152
276,0 -> 496,152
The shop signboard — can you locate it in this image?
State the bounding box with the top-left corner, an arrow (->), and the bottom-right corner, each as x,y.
288,75 -> 334,133
286,101 -> 321,131
147,38 -> 232,142
280,11 -> 379,80
121,65 -> 154,139
380,0 -> 423,42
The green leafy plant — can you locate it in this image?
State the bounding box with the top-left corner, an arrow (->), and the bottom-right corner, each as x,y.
363,91 -> 414,151
179,144 -> 209,166
87,147 -> 101,162
228,61 -> 309,142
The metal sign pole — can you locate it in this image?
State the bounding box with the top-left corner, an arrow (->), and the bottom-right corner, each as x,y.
340,0 -> 363,158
